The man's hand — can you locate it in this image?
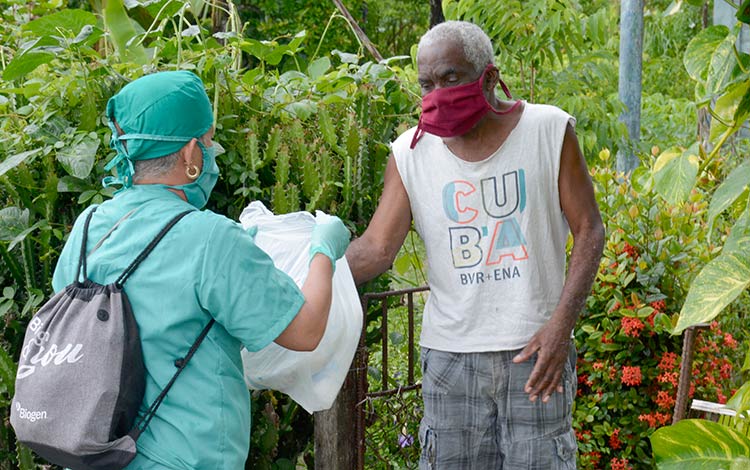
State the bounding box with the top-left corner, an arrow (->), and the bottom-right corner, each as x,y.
512,316 -> 572,403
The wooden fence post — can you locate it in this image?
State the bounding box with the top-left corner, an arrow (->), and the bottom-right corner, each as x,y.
314,371 -> 357,469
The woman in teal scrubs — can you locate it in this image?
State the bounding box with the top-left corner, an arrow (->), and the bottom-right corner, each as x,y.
52,71 -> 350,469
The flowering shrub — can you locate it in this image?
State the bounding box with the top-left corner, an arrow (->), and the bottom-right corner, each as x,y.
573,167 -> 743,469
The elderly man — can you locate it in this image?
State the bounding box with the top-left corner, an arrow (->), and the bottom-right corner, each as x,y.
347,21 -> 604,468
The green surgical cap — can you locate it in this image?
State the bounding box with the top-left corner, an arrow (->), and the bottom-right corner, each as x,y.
103,71 -> 213,188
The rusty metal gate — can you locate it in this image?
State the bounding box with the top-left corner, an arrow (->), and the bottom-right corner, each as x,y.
354,286 -> 429,470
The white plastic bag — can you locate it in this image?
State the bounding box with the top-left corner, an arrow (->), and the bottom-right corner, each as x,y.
238,201 -> 362,413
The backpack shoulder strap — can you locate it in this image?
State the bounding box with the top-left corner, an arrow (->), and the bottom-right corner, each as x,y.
75,206 -> 99,285
115,210 -> 194,289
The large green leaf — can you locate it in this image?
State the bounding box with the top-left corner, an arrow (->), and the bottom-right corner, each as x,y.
710,81 -> 750,142
707,33 -> 739,97
0,149 -> 42,177
684,26 -> 730,83
0,207 -> 29,241
2,50 -> 55,81
727,381 -> 750,416
307,57 -> 331,80
676,249 -> 750,333
653,148 -> 699,205
708,161 -> 750,234
652,419 -> 750,469
104,0 -> 148,64
725,212 -> 750,254
23,8 -> 96,37
739,0 -> 750,24
56,135 -> 99,179
16,443 -> 35,470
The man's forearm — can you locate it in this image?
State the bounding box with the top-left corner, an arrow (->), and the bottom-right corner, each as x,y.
553,224 -> 605,327
346,237 -> 393,286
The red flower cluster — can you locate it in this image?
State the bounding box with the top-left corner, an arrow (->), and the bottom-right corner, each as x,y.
610,457 -> 631,470
654,390 -> 675,409
622,242 -> 638,259
609,428 -> 622,450
649,299 -> 666,312
582,451 -> 601,467
638,412 -> 671,427
621,366 -> 642,386
657,371 -> 679,387
621,316 -> 645,337
576,429 -> 592,442
657,352 -> 679,371
724,332 -> 738,349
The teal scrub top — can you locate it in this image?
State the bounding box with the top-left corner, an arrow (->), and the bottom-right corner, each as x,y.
52,185 -> 305,470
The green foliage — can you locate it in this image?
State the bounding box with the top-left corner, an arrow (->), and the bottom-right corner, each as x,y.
652,419 -> 750,469
248,390 -> 312,469
0,0 -> 419,466
573,166 -> 742,469
240,0 -> 429,59
652,14 -> 750,333
444,1 -> 701,164
444,0 -> 585,88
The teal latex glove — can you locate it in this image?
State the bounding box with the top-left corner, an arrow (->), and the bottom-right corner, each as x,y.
309,215 -> 351,270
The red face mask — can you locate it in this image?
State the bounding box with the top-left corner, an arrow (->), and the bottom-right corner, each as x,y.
410,64 -> 522,149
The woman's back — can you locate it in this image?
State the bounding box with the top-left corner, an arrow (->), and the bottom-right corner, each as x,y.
52,184 -> 304,470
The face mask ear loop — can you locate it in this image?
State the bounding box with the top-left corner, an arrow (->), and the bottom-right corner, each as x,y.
499,79 -> 513,99
485,66 -> 522,116
410,116 -> 425,149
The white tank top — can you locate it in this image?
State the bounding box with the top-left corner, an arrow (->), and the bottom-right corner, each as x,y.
392,102 -> 574,352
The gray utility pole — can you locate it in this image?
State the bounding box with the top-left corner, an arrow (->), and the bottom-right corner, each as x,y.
714,0 -> 750,53
617,0 -> 643,173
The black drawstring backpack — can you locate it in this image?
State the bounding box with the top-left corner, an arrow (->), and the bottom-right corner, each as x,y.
10,207 -> 214,470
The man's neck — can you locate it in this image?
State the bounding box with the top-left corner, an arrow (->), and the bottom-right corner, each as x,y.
442,100 -> 525,163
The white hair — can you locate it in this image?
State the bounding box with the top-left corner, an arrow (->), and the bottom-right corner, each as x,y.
417,21 -> 495,76
133,131 -> 213,182
133,152 -> 180,182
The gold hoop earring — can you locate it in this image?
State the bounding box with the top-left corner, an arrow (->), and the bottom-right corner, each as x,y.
186,165 -> 200,180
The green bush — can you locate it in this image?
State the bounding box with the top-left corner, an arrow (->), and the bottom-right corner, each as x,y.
574,164 -> 745,470
0,1 -> 418,467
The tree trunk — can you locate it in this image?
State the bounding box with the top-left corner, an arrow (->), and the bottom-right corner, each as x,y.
617,0 -> 643,173
314,373 -> 357,470
430,0 -> 445,28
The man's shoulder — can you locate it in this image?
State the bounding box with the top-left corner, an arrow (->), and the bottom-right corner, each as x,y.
523,102 -> 576,132
525,102 -> 572,121
392,126 -> 418,151
392,126 -> 441,156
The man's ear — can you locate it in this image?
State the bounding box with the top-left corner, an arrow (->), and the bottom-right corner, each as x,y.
484,66 -> 499,94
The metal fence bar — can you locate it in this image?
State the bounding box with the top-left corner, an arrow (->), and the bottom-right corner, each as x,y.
408,292 -> 415,384
381,300 -> 388,390
354,286 -> 430,470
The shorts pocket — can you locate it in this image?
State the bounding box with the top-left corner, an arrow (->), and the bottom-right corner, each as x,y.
418,420 -> 437,470
421,348 -> 464,395
554,429 -> 578,466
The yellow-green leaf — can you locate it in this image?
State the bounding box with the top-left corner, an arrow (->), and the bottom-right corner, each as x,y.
652,419 -> 750,469
676,250 -> 750,333
104,0 -> 147,64
684,25 -> 729,83
653,150 -> 699,205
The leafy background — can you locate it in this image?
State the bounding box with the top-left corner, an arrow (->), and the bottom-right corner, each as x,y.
1,0 -> 749,469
